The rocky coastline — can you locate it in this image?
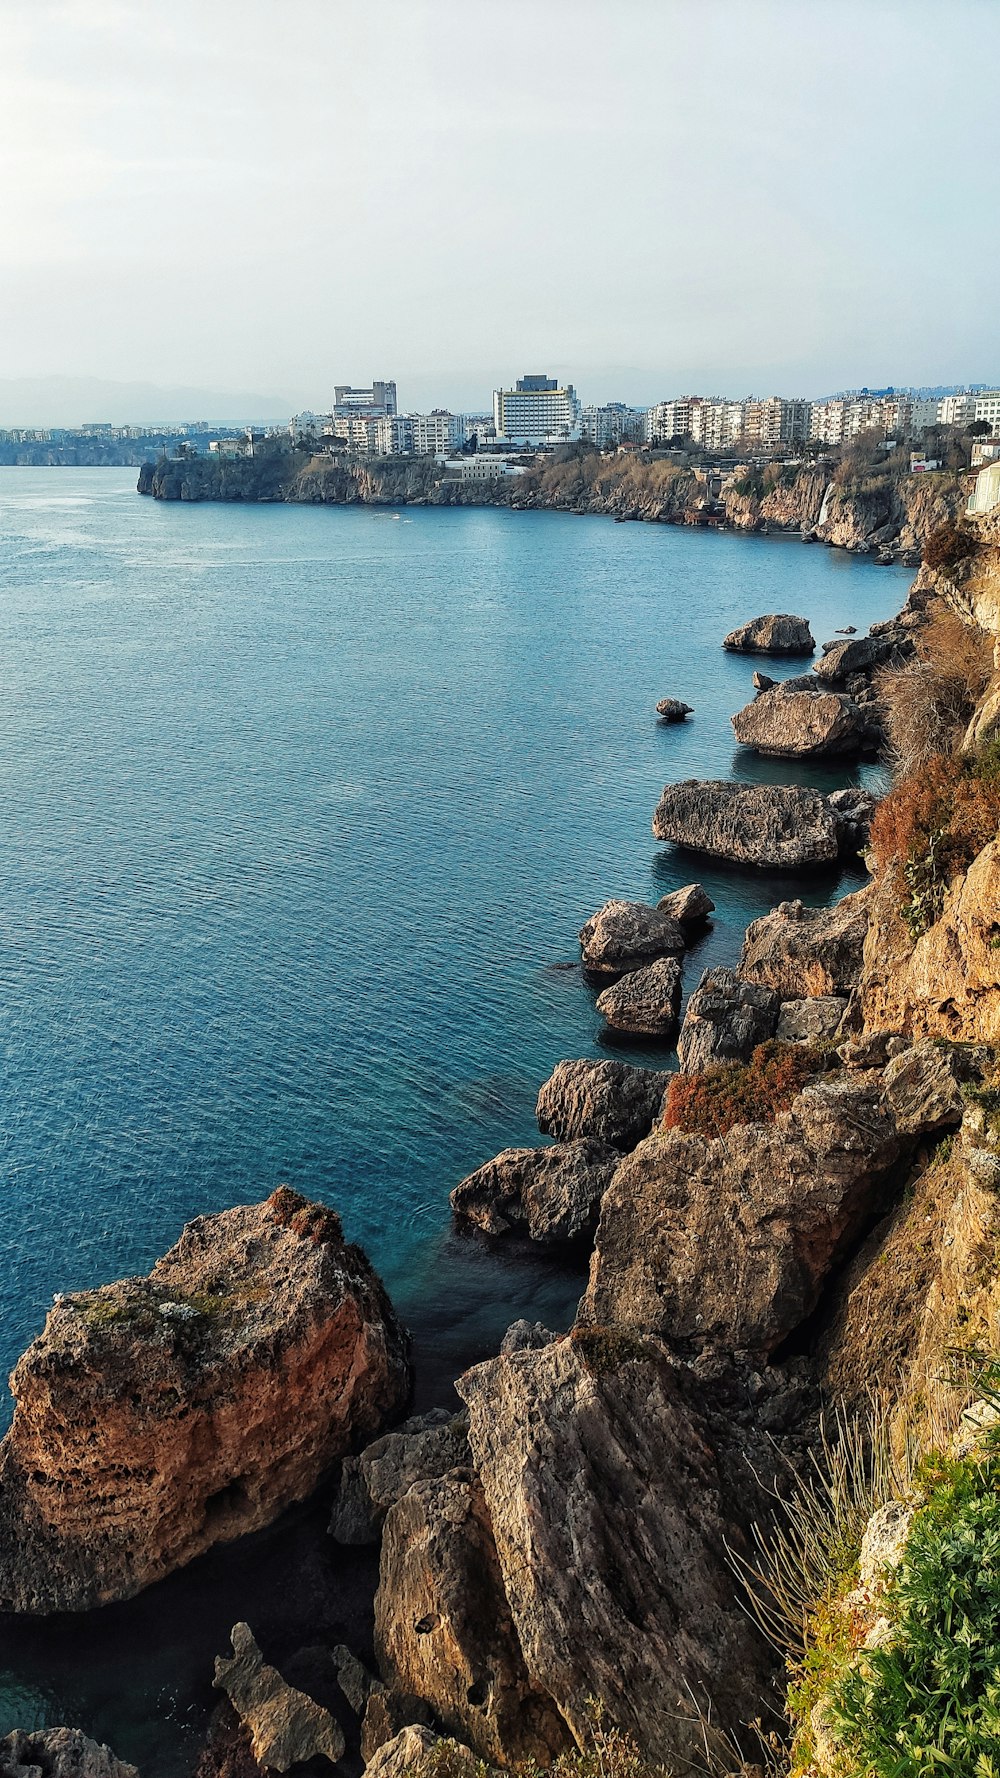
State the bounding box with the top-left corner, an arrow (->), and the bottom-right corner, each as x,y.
9,507 -> 1000,1776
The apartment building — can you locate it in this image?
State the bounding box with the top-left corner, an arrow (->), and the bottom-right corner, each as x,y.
333,381 -> 398,417
580,403 -> 644,448
645,398 -> 694,443
493,374 -> 582,444
974,392 -> 1000,431
409,411 -> 467,455
740,396 -> 812,448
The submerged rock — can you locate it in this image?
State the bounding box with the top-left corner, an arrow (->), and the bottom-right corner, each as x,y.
723,613 -> 815,654
732,688 -> 871,757
655,697 -> 692,722
536,1059 -> 670,1151
655,881 -> 715,927
450,1141 -> 617,1243
676,966 -> 780,1072
0,1731 -> 138,1778
578,899 -> 684,978
739,892 -> 869,998
330,1409 -> 470,1545
214,1623 -> 345,1773
595,957 -> 683,1039
652,779 -> 862,867
0,1188 -> 410,1613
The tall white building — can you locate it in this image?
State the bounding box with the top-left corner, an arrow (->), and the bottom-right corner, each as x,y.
493,374 -> 582,445
974,392 -> 1000,431
740,397 -> 812,448
333,381 -> 398,417
580,403 -> 644,448
409,411 -> 467,455
645,398 -> 695,443
693,399 -> 746,450
938,394 -> 977,427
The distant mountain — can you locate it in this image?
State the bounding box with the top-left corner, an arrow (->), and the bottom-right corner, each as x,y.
0,376 -> 295,428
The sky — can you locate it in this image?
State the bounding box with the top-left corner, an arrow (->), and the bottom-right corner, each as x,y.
0,0 -> 997,422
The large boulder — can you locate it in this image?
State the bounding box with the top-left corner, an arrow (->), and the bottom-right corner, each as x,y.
731,688 -> 871,757
535,1059 -> 670,1151
652,779 -> 861,867
0,1732 -> 137,1778
776,997 -> 848,1044
813,633 -> 901,682
578,899 -> 684,979
656,882 -> 715,928
330,1409 -> 470,1545
882,1044 -> 966,1136
0,1188 -> 410,1613
595,957 -> 683,1040
455,1333 -> 771,1770
374,1469 -> 569,1767
214,1623 -> 345,1773
450,1141 -> 617,1243
723,613 -> 815,654
676,966 -> 780,1072
739,892 -> 870,999
580,1073 -> 901,1358
364,1728 -> 494,1778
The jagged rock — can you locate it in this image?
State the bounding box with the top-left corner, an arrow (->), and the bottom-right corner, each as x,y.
752,670 -> 776,691
364,1728 -> 492,1778
837,1030 -> 908,1070
656,882 -> 715,927
776,997 -> 848,1044
652,779 -> 863,867
500,1319 -> 556,1353
361,1691 -> 434,1763
595,957 -> 683,1039
882,1044 -> 966,1136
581,1073 -> 902,1358
813,632 -> 903,682
330,1410 -> 469,1546
332,1643 -> 382,1715
655,697 -> 692,722
578,899 -> 684,978
214,1623 -> 345,1773
450,1141 -> 616,1244
826,787 -> 878,853
455,1332 -> 771,1770
739,893 -> 869,998
0,1188 -> 410,1613
0,1731 -> 137,1778
858,841 -> 1000,1046
374,1469 -> 568,1766
723,613 -> 815,654
676,967 -> 780,1072
536,1059 -> 670,1151
732,688 -> 871,757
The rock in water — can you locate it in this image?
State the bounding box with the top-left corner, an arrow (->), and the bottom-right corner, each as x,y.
595,957 -> 683,1039
578,899 -> 684,978
656,881 -> 715,928
455,1332 -> 770,1770
0,1188 -> 410,1613
655,697 -> 692,722
214,1623 -> 345,1772
722,613 -> 815,654
731,688 -> 870,757
652,778 -> 858,867
450,1142 -> 617,1243
0,1730 -> 138,1778
536,1059 -> 670,1151
676,966 -> 780,1072
739,892 -> 870,998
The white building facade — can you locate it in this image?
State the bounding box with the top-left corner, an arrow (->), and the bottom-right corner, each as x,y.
493,375 -> 582,445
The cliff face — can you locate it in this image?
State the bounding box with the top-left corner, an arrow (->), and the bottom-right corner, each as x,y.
0,1188 -> 410,1614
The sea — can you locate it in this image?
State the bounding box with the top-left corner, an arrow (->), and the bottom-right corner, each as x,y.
0,468 -> 911,1769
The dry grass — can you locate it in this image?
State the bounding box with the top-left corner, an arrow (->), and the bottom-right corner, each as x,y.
868,750 -> 1000,936
922,519 -> 977,570
662,1042 -> 829,1139
878,608 -> 994,776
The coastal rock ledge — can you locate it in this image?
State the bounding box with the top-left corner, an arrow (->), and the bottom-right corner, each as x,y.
652,779 -> 874,868
0,1187 -> 410,1614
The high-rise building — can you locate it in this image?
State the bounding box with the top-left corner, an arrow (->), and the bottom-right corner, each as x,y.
740,397 -> 812,448
333,381 -> 398,417
580,403 -> 644,448
493,374 -> 582,444
974,392 -> 1000,432
409,411 -> 467,454
645,398 -> 694,443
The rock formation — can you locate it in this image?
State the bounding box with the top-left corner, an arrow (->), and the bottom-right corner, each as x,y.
858,840 -> 1000,1045
330,1408 -> 470,1544
652,779 -> 867,867
676,966 -> 780,1071
214,1623 -> 344,1772
578,898 -> 684,978
0,1732 -> 137,1778
595,956 -> 682,1039
0,1188 -> 410,1613
655,697 -> 692,722
450,1141 -> 617,1243
723,613 -> 815,654
739,892 -> 869,999
656,881 -> 715,927
732,687 -> 872,757
535,1058 -> 670,1151
776,996 -> 848,1043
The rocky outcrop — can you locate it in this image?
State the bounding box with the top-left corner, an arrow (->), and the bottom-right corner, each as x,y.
364,1728 -> 494,1778
578,899 -> 684,978
455,1332 -> 771,1770
776,996 -> 848,1043
374,1469 -> 569,1767
656,882 -> 715,927
732,688 -> 872,757
535,1059 -> 670,1151
813,632 -> 907,684
739,892 -> 869,999
581,1072 -> 902,1358
858,842 -> 1000,1045
214,1624 -> 344,1772
449,1141 -> 617,1243
723,614 -> 815,654
595,957 -> 683,1039
0,1732 -> 137,1778
676,966 -> 780,1072
655,697 -> 692,722
652,779 -> 869,867
882,1043 -> 966,1136
0,1188 -> 410,1614
330,1409 -> 470,1544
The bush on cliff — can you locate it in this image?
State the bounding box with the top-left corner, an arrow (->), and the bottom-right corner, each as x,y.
868,748 -> 1000,939
923,519 -> 977,571
878,608 -> 995,776
662,1040 -> 829,1138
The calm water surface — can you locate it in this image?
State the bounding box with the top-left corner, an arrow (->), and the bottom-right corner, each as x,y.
0,470 -> 910,1766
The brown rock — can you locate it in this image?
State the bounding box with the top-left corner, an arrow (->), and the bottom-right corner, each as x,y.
330,1409 -> 469,1545
655,697 -> 692,722
656,882 -> 715,927
364,1728 -> 493,1778
676,967 -> 780,1072
581,1073 -> 901,1357
858,842 -> 1000,1046
882,1044 -> 966,1136
535,1059 -> 670,1151
450,1142 -> 617,1243
776,997 -> 848,1044
739,892 -> 869,999
732,688 -> 870,757
360,1691 -> 434,1763
455,1333 -> 771,1770
595,957 -> 682,1039
214,1623 -> 345,1772
578,899 -> 684,979
374,1469 -> 568,1767
0,1731 -> 138,1778
652,779 -> 857,867
813,633 -> 902,682
723,613 -> 815,654
0,1188 -> 410,1613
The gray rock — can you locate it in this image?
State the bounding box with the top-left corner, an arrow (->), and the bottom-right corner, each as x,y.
214,1622 -> 345,1772
332,1642 -> 382,1716
330,1410 -> 470,1546
813,633 -> 904,682
655,698 -> 692,722
364,1728 -> 493,1778
739,892 -> 869,999
536,1059 -> 670,1151
0,1732 -> 137,1778
652,779 -> 862,868
883,1044 -> 966,1136
450,1141 -> 617,1243
595,957 -> 683,1039
723,613 -> 815,654
579,899 -> 685,979
656,882 -> 715,927
500,1320 -> 557,1353
776,997 -> 848,1043
732,688 -> 870,757
752,670 -> 776,691
676,967 -> 780,1072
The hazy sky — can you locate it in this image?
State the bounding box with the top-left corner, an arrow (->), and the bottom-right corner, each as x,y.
1,0 -> 997,418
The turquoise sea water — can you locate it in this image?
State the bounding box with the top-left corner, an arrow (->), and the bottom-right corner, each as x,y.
0,469 -> 911,1767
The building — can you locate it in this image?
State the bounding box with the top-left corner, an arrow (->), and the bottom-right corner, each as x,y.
740,397 -> 812,448
374,415 -> 414,454
493,374 -> 582,445
938,394 -> 977,428
645,398 -> 694,443
974,392 -> 1000,432
455,456 -> 528,481
909,398 -> 941,434
409,411 -> 466,455
333,381 -> 397,417
580,403 -> 644,449
694,399 -> 746,450
972,438 -> 1000,467
967,460 -> 1000,515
